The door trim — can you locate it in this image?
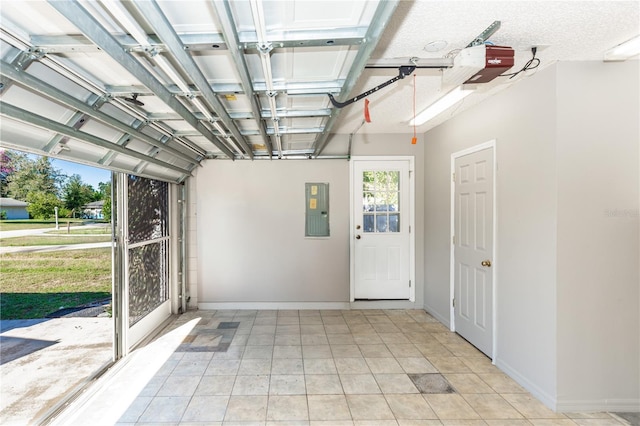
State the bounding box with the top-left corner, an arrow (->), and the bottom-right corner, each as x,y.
450,141 -> 497,360
350,156 -> 415,303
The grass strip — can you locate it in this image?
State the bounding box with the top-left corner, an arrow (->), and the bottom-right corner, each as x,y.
0,248 -> 111,319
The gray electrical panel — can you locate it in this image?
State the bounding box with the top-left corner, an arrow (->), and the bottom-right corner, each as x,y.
305,183 -> 329,237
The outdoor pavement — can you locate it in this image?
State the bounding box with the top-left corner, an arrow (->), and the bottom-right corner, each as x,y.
0,223 -> 110,240
0,317 -> 113,425
0,222 -> 114,424
0,241 -> 113,254
0,223 -> 112,254
0,227 -> 58,239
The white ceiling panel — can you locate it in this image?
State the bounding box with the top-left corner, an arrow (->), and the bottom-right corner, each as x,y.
156,1 -> 222,34
0,0 -> 636,180
78,120 -> 127,144
0,118 -> 56,151
2,85 -> 76,124
24,60 -> 95,109
63,139 -> 110,161
287,47 -> 352,80
0,1 -> 77,35
282,1 -> 376,29
193,51 -> 243,84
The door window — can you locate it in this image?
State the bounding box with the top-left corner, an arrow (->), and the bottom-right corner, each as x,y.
362,170 -> 400,233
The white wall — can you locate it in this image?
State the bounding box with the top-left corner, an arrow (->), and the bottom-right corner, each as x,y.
423,65 -> 559,405
195,160 -> 350,304
555,61 -> 640,411
189,132 -> 425,308
423,60 -> 640,411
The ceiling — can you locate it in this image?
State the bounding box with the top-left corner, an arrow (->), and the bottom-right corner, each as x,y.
0,1 -> 638,183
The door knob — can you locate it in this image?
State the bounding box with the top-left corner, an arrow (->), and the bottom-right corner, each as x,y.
481,260 -> 492,267
356,235 -> 361,239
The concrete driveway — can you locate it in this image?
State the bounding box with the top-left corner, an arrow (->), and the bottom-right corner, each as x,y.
0,223 -> 114,424
0,318 -> 113,425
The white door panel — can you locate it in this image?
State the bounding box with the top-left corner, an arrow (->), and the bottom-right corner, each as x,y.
115,174 -> 173,355
454,147 -> 494,357
352,159 -> 412,300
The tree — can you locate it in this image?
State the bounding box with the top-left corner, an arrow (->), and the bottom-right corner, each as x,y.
62,174 -> 95,216
6,155 -> 63,201
26,191 -> 63,219
0,149 -> 23,197
98,180 -> 112,222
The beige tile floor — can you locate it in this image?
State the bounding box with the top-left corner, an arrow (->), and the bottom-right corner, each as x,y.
57,309 -> 632,425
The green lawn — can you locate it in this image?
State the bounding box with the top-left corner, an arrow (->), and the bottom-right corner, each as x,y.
0,248 -> 111,319
0,235 -> 111,246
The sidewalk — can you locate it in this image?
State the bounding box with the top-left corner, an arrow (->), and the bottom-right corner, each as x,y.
0,223 -> 109,240
0,241 -> 113,254
0,227 -> 57,239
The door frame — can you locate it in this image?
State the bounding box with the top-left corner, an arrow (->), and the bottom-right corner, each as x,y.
450,141 -> 497,359
350,156 -> 415,302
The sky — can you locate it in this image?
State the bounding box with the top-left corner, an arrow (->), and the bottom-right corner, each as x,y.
50,158 -> 111,189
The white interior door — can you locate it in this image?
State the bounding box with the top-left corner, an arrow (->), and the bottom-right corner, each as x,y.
453,147 -> 494,357
352,159 -> 413,300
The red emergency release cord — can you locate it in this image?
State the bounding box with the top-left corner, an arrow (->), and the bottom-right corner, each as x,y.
411,74 -> 417,144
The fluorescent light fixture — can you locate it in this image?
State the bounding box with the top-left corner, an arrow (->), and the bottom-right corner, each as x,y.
604,35 -> 640,61
153,55 -> 191,94
409,87 -> 474,126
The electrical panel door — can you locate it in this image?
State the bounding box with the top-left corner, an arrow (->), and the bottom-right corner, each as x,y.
305,183 -> 329,237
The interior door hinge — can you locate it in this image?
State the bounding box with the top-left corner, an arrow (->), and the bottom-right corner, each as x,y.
452,235 -> 455,245
452,172 -> 455,182
453,298 -> 455,308
409,225 -> 411,233
409,280 -> 411,288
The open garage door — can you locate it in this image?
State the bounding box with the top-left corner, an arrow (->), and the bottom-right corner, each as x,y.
113,174 -> 179,356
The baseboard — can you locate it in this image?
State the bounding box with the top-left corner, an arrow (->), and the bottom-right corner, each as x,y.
555,398 -> 640,413
494,358 -> 557,410
423,303 -> 450,328
198,301 -> 351,310
197,301 -> 423,311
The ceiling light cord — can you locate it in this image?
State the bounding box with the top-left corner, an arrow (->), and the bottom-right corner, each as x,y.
500,46 -> 540,79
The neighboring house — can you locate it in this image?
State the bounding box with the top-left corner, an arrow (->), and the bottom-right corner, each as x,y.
82,200 -> 104,219
0,197 -> 29,220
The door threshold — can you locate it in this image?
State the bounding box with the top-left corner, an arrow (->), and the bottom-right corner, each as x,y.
354,299 -> 410,301
350,300 -> 419,310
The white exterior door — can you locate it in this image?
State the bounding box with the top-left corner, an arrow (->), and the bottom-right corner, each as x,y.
352,158 -> 413,300
114,174 -> 173,355
453,146 -> 494,357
